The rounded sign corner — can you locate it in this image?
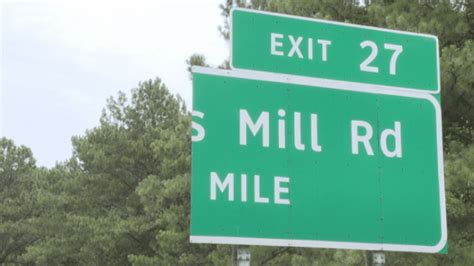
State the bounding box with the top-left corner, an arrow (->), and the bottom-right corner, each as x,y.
423,93 -> 441,109
229,56 -> 236,70
429,234 -> 448,254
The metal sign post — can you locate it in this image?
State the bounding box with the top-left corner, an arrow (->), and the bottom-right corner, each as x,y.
234,246 -> 250,266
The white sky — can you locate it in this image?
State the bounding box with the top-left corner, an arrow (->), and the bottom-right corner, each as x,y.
1,0 -> 228,167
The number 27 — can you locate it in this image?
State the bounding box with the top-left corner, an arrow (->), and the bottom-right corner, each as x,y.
360,40 -> 403,75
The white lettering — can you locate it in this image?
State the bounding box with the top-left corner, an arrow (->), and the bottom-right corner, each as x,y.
384,43 -> 403,75
308,38 -> 314,60
288,35 -> 304,59
241,174 -> 247,202
192,111 -> 205,142
274,176 -> 290,205
254,175 -> 269,203
317,39 -> 331,62
271,33 -> 284,56
210,172 -> 234,201
294,112 -> 305,150
311,114 -> 322,152
360,40 -> 379,73
240,109 -> 270,147
278,109 -> 286,149
351,120 -> 374,156
380,121 -> 402,158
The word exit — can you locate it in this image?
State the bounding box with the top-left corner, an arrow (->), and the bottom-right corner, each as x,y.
271,33 -> 331,61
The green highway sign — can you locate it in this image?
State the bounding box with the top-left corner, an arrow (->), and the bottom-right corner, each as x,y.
190,67 -> 446,253
231,8 -> 440,93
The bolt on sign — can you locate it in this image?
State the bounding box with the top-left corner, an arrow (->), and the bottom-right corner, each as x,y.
190,7 -> 446,254
231,8 -> 440,94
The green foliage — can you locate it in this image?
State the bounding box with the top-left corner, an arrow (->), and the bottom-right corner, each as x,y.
66,78 -> 205,265
0,79 -> 214,265
0,138 -> 37,264
443,142 -> 474,263
186,53 -> 209,78
365,0 -> 469,47
441,40 -> 474,144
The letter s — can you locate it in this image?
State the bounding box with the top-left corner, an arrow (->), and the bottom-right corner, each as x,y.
192,111 -> 205,142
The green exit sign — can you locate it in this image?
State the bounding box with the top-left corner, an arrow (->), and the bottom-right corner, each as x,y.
231,8 -> 440,93
190,67 -> 447,253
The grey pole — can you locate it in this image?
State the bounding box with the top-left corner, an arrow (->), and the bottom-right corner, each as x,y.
372,252 -> 385,266
234,246 -> 251,266
367,251 -> 385,266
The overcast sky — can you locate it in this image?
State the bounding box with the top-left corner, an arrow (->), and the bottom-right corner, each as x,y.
1,0 -> 228,167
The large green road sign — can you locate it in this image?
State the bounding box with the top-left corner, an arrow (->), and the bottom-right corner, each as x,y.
231,8 -> 440,93
190,67 -> 446,253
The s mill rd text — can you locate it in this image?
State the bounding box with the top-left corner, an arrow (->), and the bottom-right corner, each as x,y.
192,108 -> 403,205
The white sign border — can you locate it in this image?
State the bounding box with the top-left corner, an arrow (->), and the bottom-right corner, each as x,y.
190,66 -> 447,254
229,7 -> 441,95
